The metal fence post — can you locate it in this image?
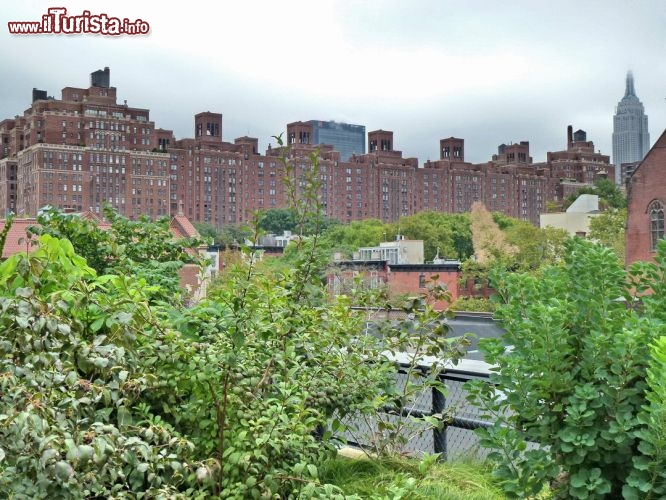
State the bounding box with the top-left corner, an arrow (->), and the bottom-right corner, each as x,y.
432,385 -> 447,459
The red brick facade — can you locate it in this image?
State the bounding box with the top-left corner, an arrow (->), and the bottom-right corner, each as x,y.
387,265 -> 461,310
417,131 -> 612,225
0,68 -> 170,218
626,129 -> 666,265
0,68 -> 614,228
327,261 -> 461,310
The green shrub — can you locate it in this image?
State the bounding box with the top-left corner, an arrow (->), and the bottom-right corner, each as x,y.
0,235 -> 200,497
624,337 -> 666,499
622,246 -> 666,498
0,139 -> 473,498
448,296 -> 496,313
467,238 -> 666,498
149,141 -> 471,496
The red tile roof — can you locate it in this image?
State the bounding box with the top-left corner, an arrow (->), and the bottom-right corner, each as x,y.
170,214 -> 201,240
74,210 -> 111,230
0,219 -> 39,259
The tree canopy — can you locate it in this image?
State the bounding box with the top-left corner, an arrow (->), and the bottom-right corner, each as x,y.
564,178 -> 626,210
588,208 -> 626,262
193,221 -> 253,247
318,212 -> 473,261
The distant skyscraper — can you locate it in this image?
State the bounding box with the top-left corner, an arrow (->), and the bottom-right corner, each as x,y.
612,71 -> 650,184
309,120 -> 365,161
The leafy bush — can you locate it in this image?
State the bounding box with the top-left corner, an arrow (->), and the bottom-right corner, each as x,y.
0,235 -> 201,497
31,205 -> 204,305
151,247 -> 391,497
467,238 -> 666,498
624,336 -> 666,499
0,140 -> 473,498
623,247 -> 666,499
448,297 -> 496,313
344,291 -> 472,458
148,142 -> 471,496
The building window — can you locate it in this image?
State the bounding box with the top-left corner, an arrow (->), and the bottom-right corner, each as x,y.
650,200 -> 665,251
419,273 -> 426,289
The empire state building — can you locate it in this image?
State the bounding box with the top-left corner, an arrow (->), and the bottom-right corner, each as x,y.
612,71 -> 650,184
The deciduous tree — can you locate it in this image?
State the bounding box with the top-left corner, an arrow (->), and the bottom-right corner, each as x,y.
588,208 -> 626,262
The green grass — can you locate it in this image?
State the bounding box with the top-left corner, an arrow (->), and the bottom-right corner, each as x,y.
319,455 -> 506,499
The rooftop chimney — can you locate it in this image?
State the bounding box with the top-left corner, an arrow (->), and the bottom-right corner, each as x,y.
567,125 -> 573,149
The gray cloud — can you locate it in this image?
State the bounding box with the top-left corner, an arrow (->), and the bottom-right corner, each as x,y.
1,1 -> 664,165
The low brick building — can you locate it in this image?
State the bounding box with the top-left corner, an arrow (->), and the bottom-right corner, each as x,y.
327,239 -> 462,310
327,259 -> 461,310
387,263 -> 461,309
626,129 -> 666,265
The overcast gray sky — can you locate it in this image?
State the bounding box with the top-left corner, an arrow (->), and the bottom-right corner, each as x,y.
2,0 -> 665,164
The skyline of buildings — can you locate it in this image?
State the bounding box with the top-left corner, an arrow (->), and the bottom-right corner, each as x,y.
0,67 -> 621,231
612,71 -> 650,185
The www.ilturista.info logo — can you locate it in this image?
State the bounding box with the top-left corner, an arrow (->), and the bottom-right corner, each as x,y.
8,8 -> 150,35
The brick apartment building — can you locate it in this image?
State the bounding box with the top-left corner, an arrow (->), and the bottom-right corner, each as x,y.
416,127 -> 612,225
0,68 -> 613,228
0,68 -> 172,218
284,123 -> 611,226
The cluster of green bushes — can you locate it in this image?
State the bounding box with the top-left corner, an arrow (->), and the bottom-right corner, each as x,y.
468,238 -> 666,498
0,147 -> 470,498
1,142 -> 662,499
448,297 -> 496,313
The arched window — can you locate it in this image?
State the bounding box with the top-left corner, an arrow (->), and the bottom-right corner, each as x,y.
649,200 -> 664,251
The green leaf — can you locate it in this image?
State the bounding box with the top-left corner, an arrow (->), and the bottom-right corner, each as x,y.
117,407 -> 133,428
90,317 -> 105,332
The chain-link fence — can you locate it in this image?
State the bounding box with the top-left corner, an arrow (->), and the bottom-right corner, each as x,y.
337,309 -> 503,460
339,363 -> 496,461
